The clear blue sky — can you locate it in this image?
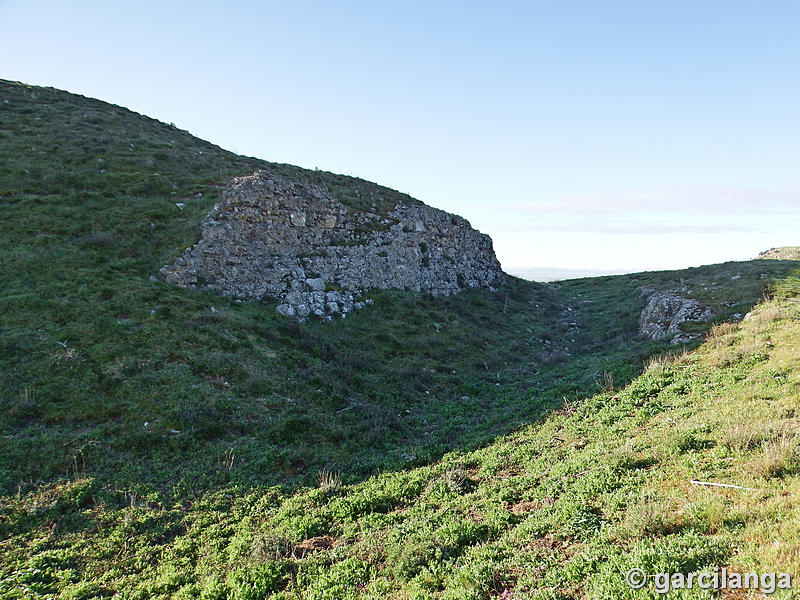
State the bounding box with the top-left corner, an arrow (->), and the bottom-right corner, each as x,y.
3,0 -> 798,276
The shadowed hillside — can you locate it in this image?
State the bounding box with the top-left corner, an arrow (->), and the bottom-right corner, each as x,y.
1,80 -> 799,599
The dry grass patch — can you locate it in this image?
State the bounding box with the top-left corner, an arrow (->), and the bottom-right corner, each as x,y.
294,535 -> 336,557
705,321 -> 739,348
721,422 -> 785,452
317,468 -> 342,492
747,304 -> 786,333
507,501 -> 542,515
614,490 -> 683,539
747,434 -> 800,479
645,348 -> 689,372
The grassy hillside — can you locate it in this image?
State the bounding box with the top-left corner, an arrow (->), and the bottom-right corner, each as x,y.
1,79 -> 799,599
760,247 -> 800,261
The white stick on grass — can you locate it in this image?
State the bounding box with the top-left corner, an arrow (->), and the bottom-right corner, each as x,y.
689,480 -> 764,492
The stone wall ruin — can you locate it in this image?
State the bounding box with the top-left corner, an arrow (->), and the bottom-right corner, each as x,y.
161,171 -> 504,319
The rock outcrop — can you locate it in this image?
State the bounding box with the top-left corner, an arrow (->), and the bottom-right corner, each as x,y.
161,171 -> 503,319
638,291 -> 714,344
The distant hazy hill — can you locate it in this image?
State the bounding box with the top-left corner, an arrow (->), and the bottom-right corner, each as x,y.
507,266 -> 633,281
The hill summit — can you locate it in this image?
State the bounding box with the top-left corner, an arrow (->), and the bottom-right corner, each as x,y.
161,170 -> 503,319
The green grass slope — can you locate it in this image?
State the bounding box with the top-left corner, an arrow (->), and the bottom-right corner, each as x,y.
1,79 -> 799,599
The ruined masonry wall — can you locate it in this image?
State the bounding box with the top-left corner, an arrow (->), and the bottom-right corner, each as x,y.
161,171 -> 504,319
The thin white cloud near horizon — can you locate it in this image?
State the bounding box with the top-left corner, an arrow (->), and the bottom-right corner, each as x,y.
472,184 -> 798,275
514,185 -> 800,216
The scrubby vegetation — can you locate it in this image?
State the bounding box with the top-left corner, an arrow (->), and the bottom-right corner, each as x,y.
2,80 -> 800,598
